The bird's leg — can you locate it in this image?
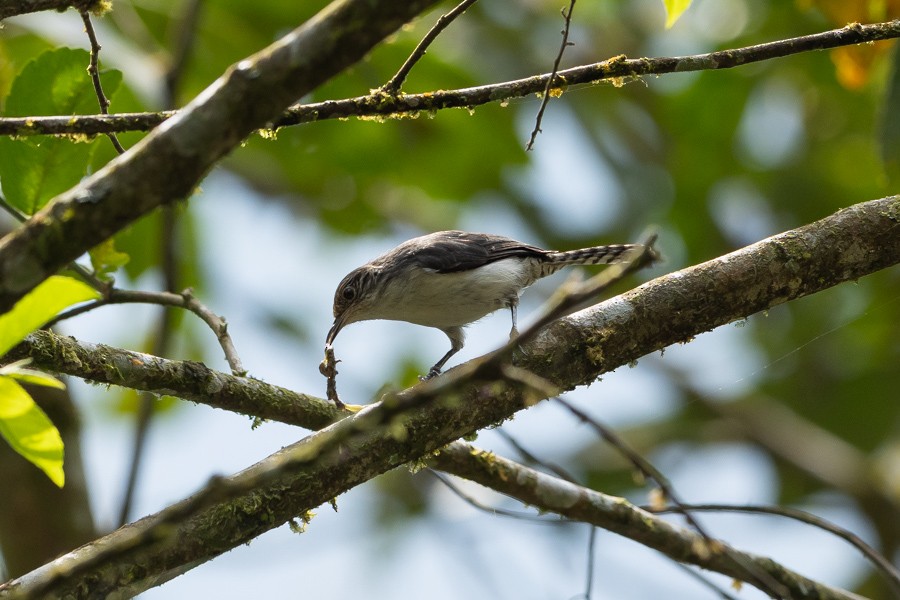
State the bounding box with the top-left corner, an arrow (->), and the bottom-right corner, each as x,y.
506,297 -> 531,357
507,298 -> 519,340
423,327 -> 465,380
424,347 -> 457,379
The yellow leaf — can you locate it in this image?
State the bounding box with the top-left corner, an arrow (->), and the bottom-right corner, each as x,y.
662,0 -> 693,28
0,361 -> 66,390
799,0 -> 900,88
0,275 -> 100,356
0,377 -> 65,487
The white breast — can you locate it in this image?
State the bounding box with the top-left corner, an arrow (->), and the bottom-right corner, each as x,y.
371,258 -> 539,328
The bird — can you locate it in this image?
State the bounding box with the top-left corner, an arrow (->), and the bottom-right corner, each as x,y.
325,230 -> 646,379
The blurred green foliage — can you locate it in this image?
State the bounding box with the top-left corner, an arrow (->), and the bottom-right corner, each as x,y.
0,48 -> 121,214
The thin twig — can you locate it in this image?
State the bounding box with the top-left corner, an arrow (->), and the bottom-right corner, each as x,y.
651,503 -> 900,595
117,303 -> 175,526
3,21 -> 899,138
427,470 -> 562,522
526,0 -> 576,151
433,443 -> 863,600
582,527 -> 596,600
554,396 -> 789,599
380,0 -> 480,94
496,429 -> 579,482
117,210 -> 182,525
0,194 -> 26,223
673,563 -> 741,600
63,262 -> 111,295
48,288 -> 245,375
80,11 -> 126,155
496,428 -> 738,600
555,397 -> 708,533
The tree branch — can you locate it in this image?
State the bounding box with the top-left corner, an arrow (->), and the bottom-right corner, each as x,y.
0,111 -> 174,137
649,503 -> 900,594
432,444 -> 864,600
9,329 -> 338,430
0,0 -> 103,20
0,0 -> 443,313
3,195 -> 898,598
2,20 -> 899,137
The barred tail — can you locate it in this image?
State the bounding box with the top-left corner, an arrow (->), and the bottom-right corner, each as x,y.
539,244 -> 643,276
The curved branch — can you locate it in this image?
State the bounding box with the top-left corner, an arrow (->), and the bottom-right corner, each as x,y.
2,20 -> 899,137
49,288 -> 245,375
554,396 -> 717,543
431,444 -> 862,600
649,504 -> 900,594
3,196 -> 898,598
9,329 -> 338,430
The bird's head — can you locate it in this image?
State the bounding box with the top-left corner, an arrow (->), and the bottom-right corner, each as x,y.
326,265 -> 381,346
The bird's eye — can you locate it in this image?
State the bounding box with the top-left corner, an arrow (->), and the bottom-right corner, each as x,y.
341,286 -> 356,302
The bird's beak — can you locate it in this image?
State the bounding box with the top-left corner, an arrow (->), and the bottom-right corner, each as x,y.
325,316 -> 344,347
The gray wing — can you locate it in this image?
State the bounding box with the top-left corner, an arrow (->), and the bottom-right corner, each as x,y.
383,230 -> 548,273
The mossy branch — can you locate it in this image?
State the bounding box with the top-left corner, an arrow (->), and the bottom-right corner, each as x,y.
1,20 -> 899,137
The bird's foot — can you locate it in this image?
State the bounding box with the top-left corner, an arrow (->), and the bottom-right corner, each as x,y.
419,366 -> 442,381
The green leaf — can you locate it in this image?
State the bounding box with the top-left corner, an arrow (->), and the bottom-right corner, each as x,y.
0,360 -> 66,390
662,0 -> 692,28
0,376 -> 65,487
0,275 -> 100,356
0,47 -> 122,214
89,237 -> 131,282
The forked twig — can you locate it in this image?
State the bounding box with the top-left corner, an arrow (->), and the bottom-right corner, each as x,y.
80,11 -> 126,154
381,0 -> 481,94
651,502 -> 900,595
526,0 -> 576,151
428,469 -> 561,521
49,288 -> 246,375
555,397 -> 790,598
